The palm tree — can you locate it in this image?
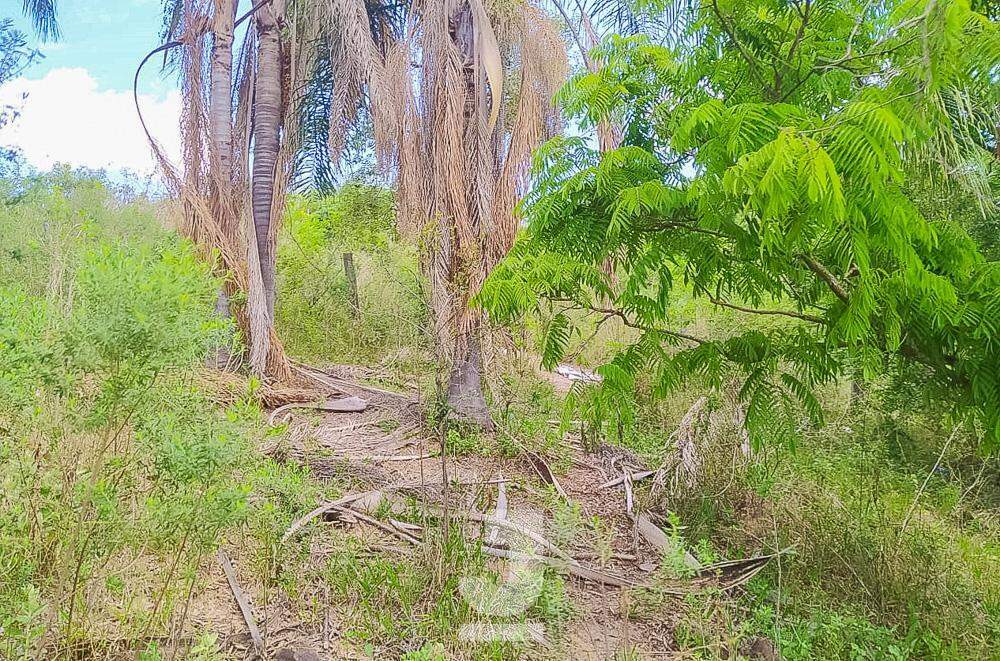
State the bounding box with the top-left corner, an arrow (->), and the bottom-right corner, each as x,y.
138,0 -> 303,380
250,0 -> 283,321
20,0 -> 59,41
310,0 -> 568,426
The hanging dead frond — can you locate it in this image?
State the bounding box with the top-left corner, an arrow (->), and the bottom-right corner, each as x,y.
304,0 -> 568,424
136,0 -> 321,382
652,396 -> 710,495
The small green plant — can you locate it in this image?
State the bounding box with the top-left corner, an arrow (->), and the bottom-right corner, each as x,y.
402,642 -> 448,661
548,497 -> 585,549
589,515 -> 616,567
658,512 -> 697,579
530,571 -> 576,628
445,426 -> 489,456
187,633 -> 228,661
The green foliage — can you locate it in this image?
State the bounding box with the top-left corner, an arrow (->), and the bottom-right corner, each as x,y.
0,179 -> 253,655
481,0 -> 1000,448
624,382 -> 1000,658
529,571 -> 576,627
277,186 -> 431,367
402,642 -> 448,661
445,425 -> 488,456
286,183 -> 396,251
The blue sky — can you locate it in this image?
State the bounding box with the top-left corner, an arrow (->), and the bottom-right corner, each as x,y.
7,0 -> 173,95
0,0 -> 182,174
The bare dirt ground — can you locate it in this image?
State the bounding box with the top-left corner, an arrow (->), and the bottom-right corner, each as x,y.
185,366 -> 758,660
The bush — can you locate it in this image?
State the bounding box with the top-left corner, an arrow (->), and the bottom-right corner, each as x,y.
276,187 -> 431,368
625,387 -> 999,659
0,180 -> 253,657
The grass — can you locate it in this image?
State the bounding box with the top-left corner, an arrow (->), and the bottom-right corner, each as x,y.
609,380 -> 1000,659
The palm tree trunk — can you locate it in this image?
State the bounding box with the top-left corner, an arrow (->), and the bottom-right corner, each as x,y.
209,0 -> 236,369
442,0 -> 492,429
252,1 -> 283,322
210,0 -> 235,190
447,314 -> 492,430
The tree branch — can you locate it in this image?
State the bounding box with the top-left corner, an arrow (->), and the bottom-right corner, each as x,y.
590,306 -> 707,345
708,296 -> 826,324
641,220 -> 729,239
554,297 -> 707,346
710,0 -> 771,92
799,254 -> 849,303
551,0 -> 596,71
776,0 -> 811,96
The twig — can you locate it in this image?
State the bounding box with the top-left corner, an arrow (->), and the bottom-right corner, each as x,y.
600,470 -> 656,489
338,506 -> 422,545
372,452 -> 439,462
708,296 -> 826,324
487,474 -> 507,546
710,0 -> 770,91
897,423 -> 961,542
280,490 -> 381,544
217,549 -> 264,654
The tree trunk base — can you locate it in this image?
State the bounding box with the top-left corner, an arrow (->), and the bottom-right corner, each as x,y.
446,333 -> 493,431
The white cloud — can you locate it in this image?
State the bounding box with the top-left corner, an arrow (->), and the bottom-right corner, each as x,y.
0,67 -> 181,175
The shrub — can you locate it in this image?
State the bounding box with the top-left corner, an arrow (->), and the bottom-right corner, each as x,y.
276,187 -> 431,367
0,181 -> 251,657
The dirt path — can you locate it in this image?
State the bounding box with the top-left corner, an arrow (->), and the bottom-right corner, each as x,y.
189,367 -> 697,659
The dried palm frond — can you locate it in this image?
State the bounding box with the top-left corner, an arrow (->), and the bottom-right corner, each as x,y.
137,0 -> 322,382
652,396 -> 710,494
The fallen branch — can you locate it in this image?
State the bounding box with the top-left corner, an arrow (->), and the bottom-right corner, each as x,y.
267,396 -> 368,426
487,475 -> 507,546
280,490 -> 382,544
318,420 -> 379,435
692,549 -> 793,591
394,477 -> 510,490
337,506 -> 422,545
600,470 -> 656,489
292,362 -> 412,400
525,451 -> 567,498
389,518 -> 422,533
282,480 -> 509,544
623,471 -> 635,515
572,551 -> 637,561
216,549 -> 263,654
371,452 -> 438,462
431,508 -> 571,561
